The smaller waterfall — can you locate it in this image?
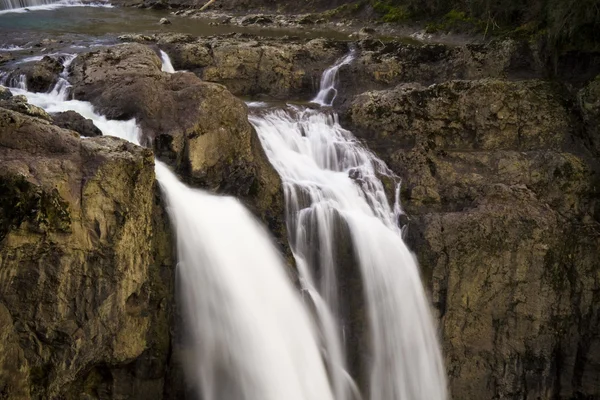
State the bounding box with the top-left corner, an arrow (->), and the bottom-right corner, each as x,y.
50,54 -> 77,99
0,72 -> 27,90
160,50 -> 175,74
0,0 -> 112,14
311,50 -> 355,107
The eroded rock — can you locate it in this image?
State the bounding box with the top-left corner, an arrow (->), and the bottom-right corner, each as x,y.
118,34 -> 348,99
0,98 -> 175,399
345,79 -> 600,399
51,110 -> 103,137
69,43 -> 288,247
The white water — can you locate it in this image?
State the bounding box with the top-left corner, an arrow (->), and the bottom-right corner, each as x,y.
0,0 -> 112,14
0,45 -> 32,52
251,53 -> 447,400
0,72 -> 27,90
159,49 -> 175,74
311,50 -> 355,107
156,165 -> 335,400
3,52 -> 336,400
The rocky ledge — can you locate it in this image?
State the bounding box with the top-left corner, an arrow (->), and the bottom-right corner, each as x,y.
68,43 -> 288,250
0,89 -> 175,399
344,78 -> 600,399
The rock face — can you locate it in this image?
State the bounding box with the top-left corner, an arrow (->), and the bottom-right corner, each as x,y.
69,43 -> 287,247
51,110 -> 103,137
334,38 -> 544,108
345,79 -> 600,399
119,34 -> 347,100
0,95 -> 175,399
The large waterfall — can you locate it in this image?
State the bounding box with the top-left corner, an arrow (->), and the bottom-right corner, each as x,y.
4,49 -> 447,400
250,54 -> 447,400
8,53 -> 335,400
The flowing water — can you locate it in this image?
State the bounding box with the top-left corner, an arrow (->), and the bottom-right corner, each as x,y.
4,53 -> 336,400
2,40 -> 447,400
311,49 -> 356,107
250,54 -> 448,400
0,0 -> 112,15
160,49 -> 175,73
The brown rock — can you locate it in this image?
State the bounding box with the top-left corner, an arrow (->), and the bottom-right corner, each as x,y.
345,78 -> 600,399
0,99 -> 175,399
52,110 -> 103,137
69,43 -> 288,248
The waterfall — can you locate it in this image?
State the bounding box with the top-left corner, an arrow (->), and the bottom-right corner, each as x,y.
160,50 -> 175,74
156,164 -> 335,400
311,50 -> 355,107
0,0 -> 112,14
251,53 -> 447,400
6,54 -> 336,400
0,72 -> 27,90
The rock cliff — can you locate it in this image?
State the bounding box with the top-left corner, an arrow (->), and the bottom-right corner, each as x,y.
345,78 -> 600,399
68,43 -> 287,248
0,90 -> 175,399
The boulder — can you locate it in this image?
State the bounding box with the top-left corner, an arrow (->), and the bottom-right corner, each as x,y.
69,43 -> 288,249
119,34 -> 348,100
7,55 -> 64,93
52,110 -> 103,137
0,94 -> 51,121
345,79 -> 600,399
0,98 -> 175,399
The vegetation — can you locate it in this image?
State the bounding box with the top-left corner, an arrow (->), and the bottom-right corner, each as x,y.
364,0 -> 600,57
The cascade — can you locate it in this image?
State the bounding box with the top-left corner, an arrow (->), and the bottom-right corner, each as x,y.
311,49 -> 355,107
0,72 -> 27,90
160,50 -> 175,73
0,0 -> 112,14
251,53 -> 448,400
4,54 -> 336,400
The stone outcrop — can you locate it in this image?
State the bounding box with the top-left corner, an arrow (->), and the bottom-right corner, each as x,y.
345,79 -> 600,399
69,43 -> 287,247
118,34 -> 347,100
0,94 -> 175,399
51,110 -> 103,137
333,38 -> 544,108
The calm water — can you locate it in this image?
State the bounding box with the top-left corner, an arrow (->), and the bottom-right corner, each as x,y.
0,5 -> 350,60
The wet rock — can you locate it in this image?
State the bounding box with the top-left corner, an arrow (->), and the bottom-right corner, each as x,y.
240,14 -> 273,25
159,17 -> 171,24
345,79 -> 600,399
69,43 -> 288,249
52,110 -> 103,137
0,94 -> 51,120
335,39 -> 545,108
23,55 -> 63,92
0,86 -> 12,100
0,98 -> 175,399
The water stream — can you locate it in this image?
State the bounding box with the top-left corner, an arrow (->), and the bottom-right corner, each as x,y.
2,44 -> 447,400
250,54 -> 448,400
6,53 -> 335,400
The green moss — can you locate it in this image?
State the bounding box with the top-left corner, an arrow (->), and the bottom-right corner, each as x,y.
0,175 -> 71,241
372,0 -> 410,22
425,9 -> 486,34
321,1 -> 366,19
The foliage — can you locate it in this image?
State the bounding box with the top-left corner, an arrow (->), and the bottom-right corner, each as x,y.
366,0 -> 600,54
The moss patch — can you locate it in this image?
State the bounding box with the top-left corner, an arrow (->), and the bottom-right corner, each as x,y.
0,175 -> 71,241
